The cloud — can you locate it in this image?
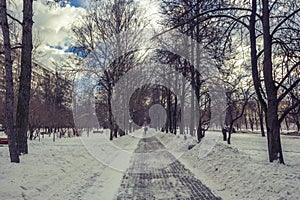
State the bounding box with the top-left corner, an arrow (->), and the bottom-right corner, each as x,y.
31,1 -> 86,67
7,0 -> 160,68
7,1 -> 86,67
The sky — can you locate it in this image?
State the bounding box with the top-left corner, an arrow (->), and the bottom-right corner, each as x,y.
32,0 -> 87,67
10,0 -> 160,69
6,0 -> 160,69
69,0 -> 82,7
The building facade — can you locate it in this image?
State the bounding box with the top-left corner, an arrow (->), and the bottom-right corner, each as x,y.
0,53 -> 74,129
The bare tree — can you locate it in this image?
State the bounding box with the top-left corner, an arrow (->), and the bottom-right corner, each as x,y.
160,0 -> 228,141
15,0 -> 33,154
0,0 -> 19,162
161,0 -> 300,164
225,88 -> 253,144
72,0 -> 147,140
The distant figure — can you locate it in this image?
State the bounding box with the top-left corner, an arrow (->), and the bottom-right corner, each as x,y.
144,126 -> 148,135
222,127 -> 227,141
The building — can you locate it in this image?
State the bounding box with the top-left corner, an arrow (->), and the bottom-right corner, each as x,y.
0,51 -> 74,129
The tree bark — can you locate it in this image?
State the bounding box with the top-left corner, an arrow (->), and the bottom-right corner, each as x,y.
266,104 -> 284,163
244,113 -> 248,130
167,89 -> 172,133
16,0 -> 33,154
180,61 -> 187,134
262,0 -> 284,164
284,118 -> 289,131
173,95 -> 177,135
227,123 -> 234,145
195,75 -> 203,142
296,121 -> 300,132
190,42 -> 195,136
0,0 -> 20,163
108,83 -> 113,140
256,99 -> 266,136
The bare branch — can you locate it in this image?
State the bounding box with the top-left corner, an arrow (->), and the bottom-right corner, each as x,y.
271,8 -> 300,37
7,13 -> 22,25
152,7 -> 253,39
279,100 -> 300,123
277,60 -> 300,89
278,78 -> 300,103
0,44 -> 22,54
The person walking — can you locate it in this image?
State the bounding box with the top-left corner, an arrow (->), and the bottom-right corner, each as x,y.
144,126 -> 148,135
222,126 -> 227,141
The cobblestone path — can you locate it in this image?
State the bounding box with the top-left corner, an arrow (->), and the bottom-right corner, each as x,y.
116,136 -> 221,200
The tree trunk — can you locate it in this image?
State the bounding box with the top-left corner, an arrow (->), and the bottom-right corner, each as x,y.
29,125 -> 34,140
244,114 -> 248,130
250,118 -> 254,132
113,123 -> 118,138
173,95 -> 177,135
255,113 -> 259,131
284,118 -> 289,131
0,0 -> 20,163
256,99 -> 265,136
227,123 -> 234,145
262,0 -> 284,164
266,107 -> 284,163
250,0 -> 267,113
53,128 -> 55,142
296,121 -> 300,132
108,85 -> 113,140
196,78 -> 204,142
180,61 -> 186,134
190,36 -> 195,136
190,88 -> 195,136
259,111 -> 265,137
195,1 -> 204,142
16,0 -> 33,154
173,70 -> 179,135
167,90 -> 172,133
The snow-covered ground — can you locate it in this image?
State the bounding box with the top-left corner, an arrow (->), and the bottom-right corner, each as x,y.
0,130 -> 7,138
0,129 -> 299,200
177,131 -> 300,200
0,130 -> 139,200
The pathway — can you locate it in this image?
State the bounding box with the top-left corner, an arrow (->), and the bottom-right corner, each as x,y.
116,136 -> 221,200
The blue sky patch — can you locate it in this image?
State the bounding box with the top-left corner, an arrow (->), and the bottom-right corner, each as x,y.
65,46 -> 89,57
49,45 -> 63,50
69,0 -> 82,7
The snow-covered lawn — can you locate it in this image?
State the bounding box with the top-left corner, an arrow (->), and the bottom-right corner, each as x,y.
0,129 -> 299,200
178,131 -> 300,200
0,130 -> 139,200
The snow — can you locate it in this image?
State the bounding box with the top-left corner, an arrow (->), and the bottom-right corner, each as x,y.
0,131 -> 7,137
0,130 -> 139,200
178,131 -> 300,200
0,129 -> 299,200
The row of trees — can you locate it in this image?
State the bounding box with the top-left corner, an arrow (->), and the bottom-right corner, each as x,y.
1,0 -> 33,162
158,0 -> 300,163
28,71 -> 74,137
2,0 -> 298,165
71,0 -> 148,140
1,0 -> 73,163
72,0 -> 299,164
0,69 -> 74,138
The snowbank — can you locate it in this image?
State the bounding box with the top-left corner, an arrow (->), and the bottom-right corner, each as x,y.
178,132 -> 300,200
